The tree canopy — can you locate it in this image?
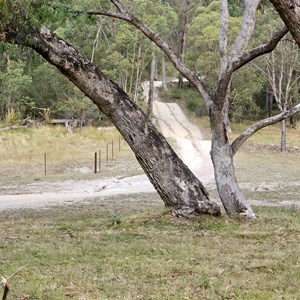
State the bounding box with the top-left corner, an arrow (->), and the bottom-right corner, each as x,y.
0,0 -> 299,219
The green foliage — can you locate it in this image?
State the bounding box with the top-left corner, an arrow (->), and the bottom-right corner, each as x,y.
187,1 -> 242,84
0,0 -> 291,126
230,66 -> 266,122
52,96 -> 101,121
0,60 -> 34,119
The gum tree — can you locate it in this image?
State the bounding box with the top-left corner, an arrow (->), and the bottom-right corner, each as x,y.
1,0 -> 299,219
0,0 -> 221,218
83,0 -> 300,218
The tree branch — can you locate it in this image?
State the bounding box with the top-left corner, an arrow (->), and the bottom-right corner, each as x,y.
219,0 -> 229,74
81,0 -> 213,109
270,0 -> 300,47
231,103 -> 300,155
75,9 -> 130,22
232,26 -> 288,71
229,0 -> 260,64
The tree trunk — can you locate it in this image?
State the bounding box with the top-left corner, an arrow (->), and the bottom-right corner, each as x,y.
280,119 -> 287,151
178,1 -> 189,89
290,115 -> 297,128
266,89 -> 273,118
161,54 -> 167,90
270,0 -> 300,47
210,107 -> 255,218
30,27 -> 220,217
147,50 -> 156,117
133,45 -> 142,103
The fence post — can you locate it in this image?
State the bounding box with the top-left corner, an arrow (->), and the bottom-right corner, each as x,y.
94,152 -> 97,174
99,150 -> 101,172
44,153 -> 47,176
106,144 -> 109,166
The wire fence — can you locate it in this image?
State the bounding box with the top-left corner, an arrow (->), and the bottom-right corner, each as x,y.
41,135 -> 128,176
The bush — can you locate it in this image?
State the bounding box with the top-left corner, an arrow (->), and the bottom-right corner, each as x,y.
4,107 -> 21,126
186,98 -> 199,112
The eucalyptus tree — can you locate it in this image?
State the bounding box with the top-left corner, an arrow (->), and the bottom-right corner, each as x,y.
84,0 -> 300,218
186,1 -> 265,122
1,0 -> 300,219
262,38 -> 299,151
0,0 -> 221,218
0,60 -> 33,120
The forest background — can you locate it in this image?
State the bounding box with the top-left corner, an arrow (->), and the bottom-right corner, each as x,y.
1,0 -> 299,131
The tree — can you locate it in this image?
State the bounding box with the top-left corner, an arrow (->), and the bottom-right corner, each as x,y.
83,0 -> 300,218
1,0 -> 300,219
0,59 -> 33,120
261,38 -> 299,151
186,1 -> 265,123
0,0 -> 221,218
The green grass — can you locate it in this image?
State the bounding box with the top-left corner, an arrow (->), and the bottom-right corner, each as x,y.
1,196 -> 300,299
1,114 -> 300,299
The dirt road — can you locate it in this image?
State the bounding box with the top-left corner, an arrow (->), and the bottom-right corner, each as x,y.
0,81 -> 217,211
2,82 -> 297,211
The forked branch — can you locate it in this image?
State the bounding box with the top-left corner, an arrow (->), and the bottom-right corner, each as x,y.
232,26 -> 288,71
81,0 -> 213,108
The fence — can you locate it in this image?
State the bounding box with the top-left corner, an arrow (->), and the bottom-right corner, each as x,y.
41,135 -> 128,176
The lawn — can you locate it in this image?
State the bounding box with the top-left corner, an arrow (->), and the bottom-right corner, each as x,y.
1,196 -> 300,299
0,124 -> 300,299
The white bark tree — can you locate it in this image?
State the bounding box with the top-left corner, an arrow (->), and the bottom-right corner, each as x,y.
82,0 -> 300,218
1,0 -> 300,219
263,39 -> 299,151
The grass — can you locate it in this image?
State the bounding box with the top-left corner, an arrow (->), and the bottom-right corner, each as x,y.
0,125 -> 142,184
0,116 -> 300,299
1,196 -> 300,299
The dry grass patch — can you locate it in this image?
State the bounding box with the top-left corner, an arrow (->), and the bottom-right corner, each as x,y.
0,126 -> 142,184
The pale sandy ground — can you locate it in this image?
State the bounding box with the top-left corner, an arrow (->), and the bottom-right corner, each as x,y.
0,82 -> 297,211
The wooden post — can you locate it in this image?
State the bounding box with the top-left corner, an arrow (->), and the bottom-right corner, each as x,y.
99,150 -> 101,172
94,152 -> 97,174
106,144 -> 109,166
44,153 -> 47,176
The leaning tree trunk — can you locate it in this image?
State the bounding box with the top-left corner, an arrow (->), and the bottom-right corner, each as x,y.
30,27 -> 220,217
210,107 -> 255,218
